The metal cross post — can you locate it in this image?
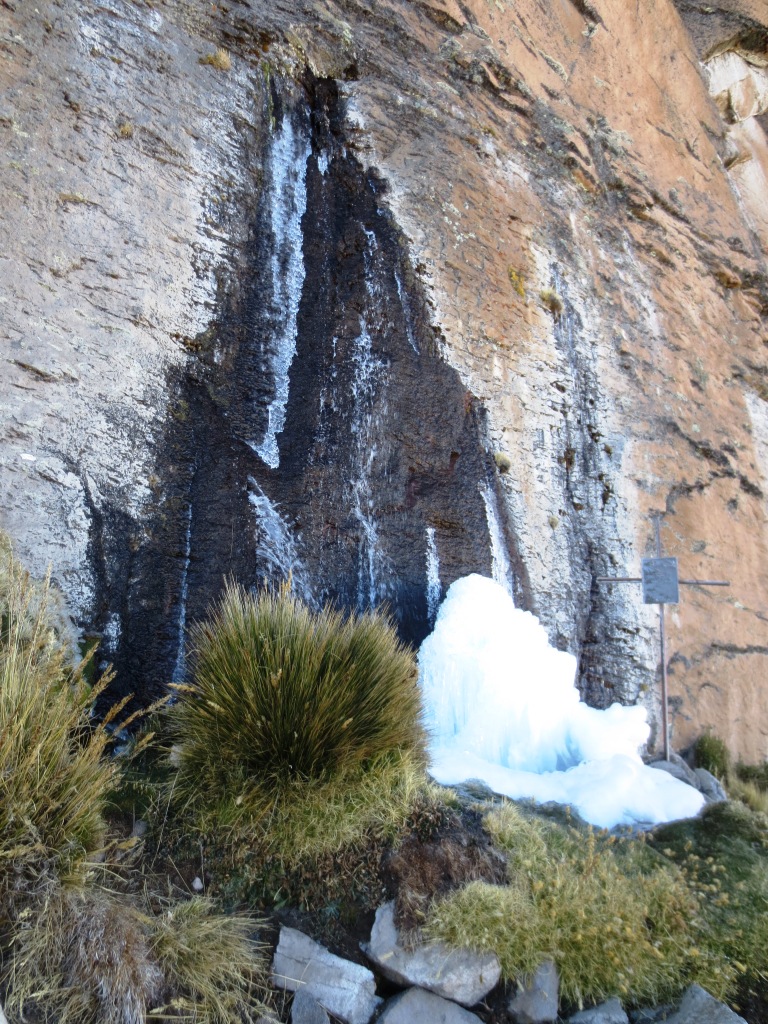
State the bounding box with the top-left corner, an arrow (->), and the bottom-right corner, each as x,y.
597,514 -> 730,760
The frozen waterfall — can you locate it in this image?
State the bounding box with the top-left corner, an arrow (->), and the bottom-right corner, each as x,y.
418,574 -> 705,828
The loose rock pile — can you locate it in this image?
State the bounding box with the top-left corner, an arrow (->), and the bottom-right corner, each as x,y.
269,902 -> 746,1024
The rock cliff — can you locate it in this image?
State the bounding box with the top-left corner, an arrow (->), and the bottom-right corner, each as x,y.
2,0 -> 768,759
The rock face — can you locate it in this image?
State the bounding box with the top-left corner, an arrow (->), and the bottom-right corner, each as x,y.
2,0 -> 768,757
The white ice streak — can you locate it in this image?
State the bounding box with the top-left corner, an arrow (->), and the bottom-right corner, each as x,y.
350,317 -> 386,609
248,477 -> 311,602
252,114 -> 311,468
394,268 -> 420,354
102,611 -> 122,655
171,502 -> 193,683
349,230 -> 390,610
426,526 -> 441,626
480,484 -> 514,595
419,574 -> 705,829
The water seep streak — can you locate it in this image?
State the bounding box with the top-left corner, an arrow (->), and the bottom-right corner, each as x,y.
250,112 -> 311,468
347,229 -> 392,610
480,482 -> 515,595
426,526 -> 441,626
171,502 -> 193,683
248,476 -> 311,603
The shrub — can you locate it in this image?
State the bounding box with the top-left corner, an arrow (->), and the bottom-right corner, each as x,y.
166,583 -> 426,858
428,802 -> 730,1008
693,732 -> 730,780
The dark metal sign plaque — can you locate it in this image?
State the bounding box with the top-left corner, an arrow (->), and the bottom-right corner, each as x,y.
641,557 -> 679,605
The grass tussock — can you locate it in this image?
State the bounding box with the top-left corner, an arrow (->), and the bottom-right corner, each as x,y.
0,537 -> 122,908
6,882 -> 163,1024
728,777 -> 768,815
539,286 -> 564,318
6,881 -> 271,1024
149,896 -> 271,1022
428,802 -> 731,1009
200,47 -> 231,71
167,583 -> 426,858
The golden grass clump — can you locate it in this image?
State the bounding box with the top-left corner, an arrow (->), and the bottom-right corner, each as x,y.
6,882 -> 163,1024
200,47 -> 231,71
166,583 -> 426,857
427,803 -> 731,1008
150,896 -> 271,1022
539,286 -> 564,318
0,537 -> 120,908
6,883 -> 271,1024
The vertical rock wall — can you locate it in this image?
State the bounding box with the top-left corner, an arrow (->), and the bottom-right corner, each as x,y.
2,0 -> 768,758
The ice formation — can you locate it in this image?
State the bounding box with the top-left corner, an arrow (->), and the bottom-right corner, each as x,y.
252,112 -> 311,469
418,574 -> 705,829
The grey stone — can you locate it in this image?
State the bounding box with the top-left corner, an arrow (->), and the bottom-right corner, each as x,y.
647,759 -> 700,789
0,1001 -> 7,1024
508,960 -> 559,1023
663,984 -> 747,1024
629,1009 -> 674,1023
363,902 -> 501,1007
568,997 -> 629,1024
271,927 -> 382,1024
291,988 -> 331,1024
378,987 -> 484,1023
694,768 -> 728,804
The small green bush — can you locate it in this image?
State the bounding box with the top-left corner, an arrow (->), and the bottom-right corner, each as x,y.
653,800 -> 768,998
428,803 -> 731,1008
693,732 -> 730,780
166,583 -> 426,858
728,777 -> 768,815
735,761 -> 768,791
